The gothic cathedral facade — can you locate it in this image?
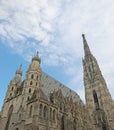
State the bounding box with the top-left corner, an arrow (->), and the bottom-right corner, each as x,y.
0,35 -> 114,130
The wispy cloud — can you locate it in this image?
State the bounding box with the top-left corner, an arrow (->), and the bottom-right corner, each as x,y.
0,0 -> 114,101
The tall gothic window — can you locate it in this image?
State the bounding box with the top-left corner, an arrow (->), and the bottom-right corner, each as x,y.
31,74 -> 34,79
5,105 -> 13,130
29,105 -> 32,117
36,82 -> 37,86
37,75 -> 38,80
53,110 -> 56,120
102,123 -> 107,130
73,119 -> 76,130
18,113 -> 21,121
12,87 -> 14,91
88,66 -> 91,72
43,106 -> 47,119
27,96 -> 30,101
60,103 -> 62,110
39,104 -> 43,117
29,88 -> 31,93
93,90 -> 99,110
50,108 -> 52,120
30,81 -> 33,86
61,116 -> 64,130
50,93 -> 54,103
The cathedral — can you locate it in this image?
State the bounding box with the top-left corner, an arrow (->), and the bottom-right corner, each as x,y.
0,34 -> 114,130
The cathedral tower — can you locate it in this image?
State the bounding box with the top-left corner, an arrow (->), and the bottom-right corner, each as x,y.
24,51 -> 41,101
1,65 -> 23,130
82,34 -> 114,130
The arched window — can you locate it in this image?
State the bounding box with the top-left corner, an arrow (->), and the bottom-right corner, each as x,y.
61,116 -> 64,130
39,104 -> 43,117
31,74 -> 34,79
64,105 -> 66,112
43,106 -> 47,119
29,88 -> 31,93
18,113 -> 21,121
93,90 -> 99,110
27,96 -> 30,101
36,75 -> 38,80
30,81 -> 33,86
36,82 -> 37,86
53,110 -> 56,120
10,93 -> 12,97
50,108 -> 52,120
12,87 -> 14,91
73,119 -> 76,130
29,105 -> 32,117
60,103 -> 62,110
102,123 -> 107,130
5,105 -> 13,130
50,93 -> 54,103
88,66 -> 91,72
18,105 -> 23,121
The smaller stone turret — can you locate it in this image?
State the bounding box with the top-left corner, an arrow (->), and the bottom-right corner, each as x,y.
5,65 -> 22,101
14,64 -> 22,82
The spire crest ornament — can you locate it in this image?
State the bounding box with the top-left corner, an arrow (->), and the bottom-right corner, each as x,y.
19,64 -> 22,70
37,51 -> 39,56
16,64 -> 22,76
32,51 -> 41,64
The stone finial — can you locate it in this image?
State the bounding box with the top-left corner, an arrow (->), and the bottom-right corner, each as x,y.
32,51 -> 41,64
19,64 -> 22,70
16,64 -> 22,76
82,34 -> 85,39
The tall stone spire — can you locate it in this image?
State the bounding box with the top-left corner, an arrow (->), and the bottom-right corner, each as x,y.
82,35 -> 114,130
82,34 -> 92,56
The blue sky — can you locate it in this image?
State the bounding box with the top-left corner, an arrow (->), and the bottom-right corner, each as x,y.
0,0 -> 114,110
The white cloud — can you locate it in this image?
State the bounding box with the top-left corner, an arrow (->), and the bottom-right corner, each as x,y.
0,0 -> 114,101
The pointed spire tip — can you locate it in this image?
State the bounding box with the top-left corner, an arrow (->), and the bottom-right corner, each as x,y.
19,64 -> 22,70
82,34 -> 92,56
37,51 -> 39,55
82,34 -> 85,39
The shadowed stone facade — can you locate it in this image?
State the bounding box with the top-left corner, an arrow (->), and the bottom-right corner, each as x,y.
0,35 -> 114,130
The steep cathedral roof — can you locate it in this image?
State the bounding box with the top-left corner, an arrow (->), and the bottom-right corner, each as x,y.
40,71 -> 83,104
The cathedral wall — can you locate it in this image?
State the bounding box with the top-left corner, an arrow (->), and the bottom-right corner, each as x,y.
2,95 -> 22,117
0,84 -> 94,130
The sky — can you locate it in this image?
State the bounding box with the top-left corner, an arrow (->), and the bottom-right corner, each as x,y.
0,0 -> 114,110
